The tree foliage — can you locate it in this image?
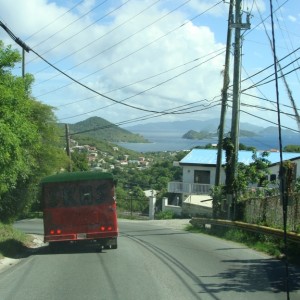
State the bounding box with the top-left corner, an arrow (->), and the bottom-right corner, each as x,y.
113,157 -> 182,213
71,150 -> 89,172
236,151 -> 271,191
284,145 -> 300,152
0,41 -> 69,222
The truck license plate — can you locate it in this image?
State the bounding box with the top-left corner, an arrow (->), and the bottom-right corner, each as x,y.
77,233 -> 87,239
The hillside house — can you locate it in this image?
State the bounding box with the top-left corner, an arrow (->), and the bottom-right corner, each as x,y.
165,149 -> 300,217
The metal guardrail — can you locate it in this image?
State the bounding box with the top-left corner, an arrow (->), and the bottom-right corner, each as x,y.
190,217 -> 300,243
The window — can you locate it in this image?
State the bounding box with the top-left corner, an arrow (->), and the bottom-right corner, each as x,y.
270,174 -> 277,182
194,170 -> 210,184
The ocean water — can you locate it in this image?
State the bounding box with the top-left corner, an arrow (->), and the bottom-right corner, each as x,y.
117,133 -> 299,153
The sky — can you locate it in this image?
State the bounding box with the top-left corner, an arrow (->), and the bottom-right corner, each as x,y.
0,0 -> 299,133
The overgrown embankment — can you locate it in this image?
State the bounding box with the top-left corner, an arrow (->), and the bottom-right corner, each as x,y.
0,223 -> 33,259
187,223 -> 300,265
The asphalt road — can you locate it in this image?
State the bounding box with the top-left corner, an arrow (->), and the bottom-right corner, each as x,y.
0,219 -> 299,300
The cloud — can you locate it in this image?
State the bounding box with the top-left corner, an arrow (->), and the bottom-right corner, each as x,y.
288,15 -> 297,22
0,0 -> 298,132
0,0 -> 226,124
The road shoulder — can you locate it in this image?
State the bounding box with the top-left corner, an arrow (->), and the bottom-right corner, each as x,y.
0,234 -> 45,273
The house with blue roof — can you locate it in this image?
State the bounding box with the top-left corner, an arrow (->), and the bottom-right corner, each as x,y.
165,149 -> 300,217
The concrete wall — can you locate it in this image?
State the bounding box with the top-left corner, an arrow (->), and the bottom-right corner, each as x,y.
162,197 -> 212,218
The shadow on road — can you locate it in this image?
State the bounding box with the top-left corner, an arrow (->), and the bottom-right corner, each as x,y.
198,258 -> 300,294
0,238 -> 113,259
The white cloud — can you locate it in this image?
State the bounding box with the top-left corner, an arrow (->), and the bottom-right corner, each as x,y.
0,0 -> 299,132
288,15 -> 297,22
0,0 -> 226,123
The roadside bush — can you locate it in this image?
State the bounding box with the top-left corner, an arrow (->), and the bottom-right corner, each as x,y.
155,210 -> 175,220
187,224 -> 300,264
0,223 -> 30,258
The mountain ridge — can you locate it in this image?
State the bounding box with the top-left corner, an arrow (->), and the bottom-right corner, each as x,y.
61,117 -> 148,143
124,119 -> 298,138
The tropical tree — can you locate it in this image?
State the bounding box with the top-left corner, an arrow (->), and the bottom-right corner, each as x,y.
0,41 -> 68,222
71,150 -> 89,171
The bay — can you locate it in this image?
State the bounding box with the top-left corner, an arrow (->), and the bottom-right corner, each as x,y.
117,133 -> 299,153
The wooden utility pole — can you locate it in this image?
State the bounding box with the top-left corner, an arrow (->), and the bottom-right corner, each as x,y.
65,124 -> 72,172
214,0 -> 234,219
22,48 -> 25,78
227,0 -> 250,220
0,21 -> 30,78
215,0 -> 234,187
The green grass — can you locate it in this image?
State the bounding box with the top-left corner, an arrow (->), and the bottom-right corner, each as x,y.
186,224 -> 300,265
155,210 -> 175,220
0,223 -> 33,259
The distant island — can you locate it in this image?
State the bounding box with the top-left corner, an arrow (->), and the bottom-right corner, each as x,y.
124,118 -> 298,139
182,129 -> 257,140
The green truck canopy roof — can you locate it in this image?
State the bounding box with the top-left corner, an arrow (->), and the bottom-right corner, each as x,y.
41,171 -> 114,183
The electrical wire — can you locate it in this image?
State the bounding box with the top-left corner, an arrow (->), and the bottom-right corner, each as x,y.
269,1 -> 290,298
243,0 -> 290,38
32,0 -> 192,86
241,102 -> 300,124
30,0 -> 112,50
2,1 -> 298,143
32,0 -> 161,77
57,49 -> 226,120
56,47 -> 226,108
62,98 -> 222,136
242,92 -> 300,114
274,0 -> 300,85
0,9 -> 225,120
250,0 -> 300,132
33,0 -> 223,94
242,63 -> 300,92
240,46 -> 300,84
24,0 -> 85,41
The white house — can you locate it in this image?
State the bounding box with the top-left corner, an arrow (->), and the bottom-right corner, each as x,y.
165,149 -> 300,217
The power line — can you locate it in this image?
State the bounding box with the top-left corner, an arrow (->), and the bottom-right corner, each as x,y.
57,49 -> 225,120
32,0 -> 190,86
32,0 -> 224,95
242,64 -> 300,91
242,92 -> 300,113
241,46 -> 300,83
62,98 -> 222,136
0,10 -> 225,117
30,0 -> 113,50
243,0 -> 290,39
274,0 -> 300,85
56,48 -> 226,108
32,0 -> 161,77
241,102 -> 299,122
230,106 -> 300,134
24,0 -> 85,41
251,0 -> 300,132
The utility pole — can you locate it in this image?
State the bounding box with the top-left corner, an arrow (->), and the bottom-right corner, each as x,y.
215,0 -> 234,186
214,0 -> 234,219
65,124 -> 72,172
0,21 -> 30,78
22,48 -> 25,78
227,0 -> 250,220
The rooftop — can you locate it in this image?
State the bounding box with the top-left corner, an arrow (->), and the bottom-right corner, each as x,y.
179,149 -> 300,166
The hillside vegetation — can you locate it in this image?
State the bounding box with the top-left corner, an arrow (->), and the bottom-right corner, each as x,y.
64,117 -> 148,143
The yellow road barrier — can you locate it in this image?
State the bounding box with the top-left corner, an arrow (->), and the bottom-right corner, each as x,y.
190,218 -> 300,243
